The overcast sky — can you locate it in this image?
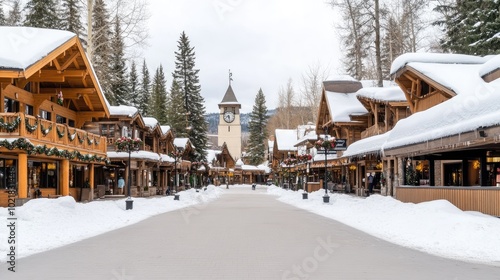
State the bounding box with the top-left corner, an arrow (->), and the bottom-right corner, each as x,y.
144,0 -> 342,114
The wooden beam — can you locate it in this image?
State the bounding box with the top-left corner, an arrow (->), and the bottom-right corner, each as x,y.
38,69 -> 86,77
39,87 -> 95,94
60,51 -> 81,70
53,58 -> 61,71
83,94 -> 94,111
24,37 -> 78,79
2,84 -> 35,105
0,70 -> 24,78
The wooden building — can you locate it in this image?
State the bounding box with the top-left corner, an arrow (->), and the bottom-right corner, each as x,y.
0,27 -> 109,206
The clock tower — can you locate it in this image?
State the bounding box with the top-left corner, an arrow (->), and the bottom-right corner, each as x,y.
218,84 -> 242,160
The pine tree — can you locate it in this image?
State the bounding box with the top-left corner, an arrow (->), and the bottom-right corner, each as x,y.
7,0 -> 22,26
138,59 -> 151,116
0,0 -> 5,25
247,88 -> 269,165
150,65 -> 168,123
109,16 -> 129,106
24,0 -> 61,29
172,32 -> 208,161
435,0 -> 500,55
92,0 -> 113,104
60,0 -> 85,39
128,60 -> 140,108
166,79 -> 188,137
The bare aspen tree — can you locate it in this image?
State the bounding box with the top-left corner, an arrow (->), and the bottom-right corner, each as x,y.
300,63 -> 329,123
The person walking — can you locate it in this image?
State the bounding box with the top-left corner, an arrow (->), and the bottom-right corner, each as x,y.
117,176 -> 125,195
368,173 -> 374,196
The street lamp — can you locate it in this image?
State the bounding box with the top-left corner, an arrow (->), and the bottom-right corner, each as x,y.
315,127 -> 335,203
298,154 -> 312,199
115,136 -> 142,210
170,147 -> 183,200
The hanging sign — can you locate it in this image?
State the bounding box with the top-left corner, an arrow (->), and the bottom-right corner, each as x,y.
334,139 -> 347,151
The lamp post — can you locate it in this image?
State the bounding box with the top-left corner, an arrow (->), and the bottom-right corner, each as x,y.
316,127 -> 335,203
299,154 -> 312,199
115,136 -> 142,210
170,147 -> 183,200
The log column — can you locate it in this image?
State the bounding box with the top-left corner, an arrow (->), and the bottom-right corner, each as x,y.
18,153 -> 28,199
61,159 -> 70,196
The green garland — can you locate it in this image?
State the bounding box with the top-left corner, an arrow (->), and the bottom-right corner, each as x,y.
0,138 -> 108,163
77,132 -> 85,144
40,122 -> 53,136
25,119 -> 38,133
86,133 -> 94,145
67,129 -> 77,142
0,116 -> 21,132
56,126 -> 65,139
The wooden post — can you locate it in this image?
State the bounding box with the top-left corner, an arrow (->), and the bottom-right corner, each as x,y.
89,163 -> 95,197
61,159 -> 70,196
18,153 -> 28,199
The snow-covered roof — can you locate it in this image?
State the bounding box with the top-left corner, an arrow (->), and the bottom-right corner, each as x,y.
160,154 -> 174,163
109,105 -> 138,117
390,53 -> 490,75
275,129 -> 298,151
107,151 -> 160,161
257,164 -> 272,173
325,91 -> 368,122
313,153 -> 338,161
383,78 -> 500,150
160,125 -> 171,135
360,80 -> 396,88
0,26 -> 75,70
143,117 -> 158,129
343,132 -> 390,157
479,54 -> 500,77
356,86 -> 406,102
294,130 -> 318,147
408,62 -> 482,96
206,149 -> 222,164
174,138 -> 191,149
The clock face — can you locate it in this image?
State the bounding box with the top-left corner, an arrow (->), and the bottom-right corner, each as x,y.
223,111 -> 235,123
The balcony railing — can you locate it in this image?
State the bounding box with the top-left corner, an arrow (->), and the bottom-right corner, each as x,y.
0,112 -> 107,155
361,122 -> 385,139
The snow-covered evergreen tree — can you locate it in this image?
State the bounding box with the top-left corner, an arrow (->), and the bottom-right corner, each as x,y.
92,0 -> 113,104
138,59 -> 151,116
24,0 -> 61,29
247,88 -> 269,165
109,16 -> 129,106
166,79 -> 188,137
435,0 -> 500,55
0,0 -> 6,25
60,0 -> 85,39
172,32 -> 208,161
7,0 -> 22,26
128,60 -> 140,108
150,64 -> 168,123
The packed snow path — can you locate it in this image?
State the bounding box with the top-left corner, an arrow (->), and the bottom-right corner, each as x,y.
2,186 -> 499,279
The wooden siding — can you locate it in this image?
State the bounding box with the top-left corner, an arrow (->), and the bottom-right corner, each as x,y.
396,186 -> 500,216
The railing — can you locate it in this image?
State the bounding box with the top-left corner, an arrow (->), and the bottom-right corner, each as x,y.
396,186 -> 500,217
361,122 -> 385,138
0,112 -> 107,155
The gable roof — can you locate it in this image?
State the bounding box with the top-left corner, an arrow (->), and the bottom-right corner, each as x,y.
275,129 -> 298,151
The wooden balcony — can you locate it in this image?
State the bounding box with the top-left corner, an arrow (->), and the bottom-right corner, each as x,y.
361,122 -> 385,139
0,112 -> 107,157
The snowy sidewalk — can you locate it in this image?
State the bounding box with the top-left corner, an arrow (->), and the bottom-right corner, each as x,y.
1,185 -> 500,279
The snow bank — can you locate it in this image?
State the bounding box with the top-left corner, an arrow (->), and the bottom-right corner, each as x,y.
268,186 -> 500,265
0,186 -> 223,261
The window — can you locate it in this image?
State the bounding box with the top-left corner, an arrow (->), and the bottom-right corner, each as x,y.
25,105 -> 34,116
0,159 -> 17,190
101,124 -> 116,138
68,119 -> 75,127
4,98 -> 19,113
56,115 -> 66,124
40,110 -> 51,120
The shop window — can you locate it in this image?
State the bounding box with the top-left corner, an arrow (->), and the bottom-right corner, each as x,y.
0,159 -> 17,190
443,162 -> 462,186
30,162 -> 58,189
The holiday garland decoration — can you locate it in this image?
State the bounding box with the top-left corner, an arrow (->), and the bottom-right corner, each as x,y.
67,129 -> 77,141
57,91 -> 64,106
77,132 -> 85,144
169,150 -> 184,159
25,119 -> 38,133
297,154 -> 312,162
0,116 -> 21,132
0,138 -> 108,163
56,126 -> 65,139
283,157 -> 297,166
86,133 -> 94,145
40,122 -> 53,136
